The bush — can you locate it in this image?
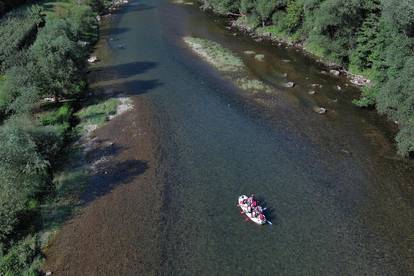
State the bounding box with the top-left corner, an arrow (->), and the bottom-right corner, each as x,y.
0,116 -> 49,242
40,104 -> 72,126
30,23 -> 86,100
0,65 -> 39,115
0,5 -> 44,73
0,235 -> 41,276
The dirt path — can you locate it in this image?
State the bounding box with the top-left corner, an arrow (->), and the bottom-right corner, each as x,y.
42,97 -> 163,275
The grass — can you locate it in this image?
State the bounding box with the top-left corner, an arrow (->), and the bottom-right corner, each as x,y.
75,97 -> 120,133
183,36 -> 275,95
40,146 -> 88,247
235,77 -> 272,94
0,75 -> 5,91
256,25 -> 295,43
183,37 -> 244,72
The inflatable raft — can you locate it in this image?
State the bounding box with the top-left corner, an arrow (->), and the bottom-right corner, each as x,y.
238,195 -> 268,225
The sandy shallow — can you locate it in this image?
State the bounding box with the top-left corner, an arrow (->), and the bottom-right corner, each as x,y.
42,96 -> 164,275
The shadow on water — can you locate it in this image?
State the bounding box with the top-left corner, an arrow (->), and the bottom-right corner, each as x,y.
82,158 -> 149,204
101,27 -> 130,37
90,79 -> 164,99
90,61 -> 158,80
110,3 -> 155,15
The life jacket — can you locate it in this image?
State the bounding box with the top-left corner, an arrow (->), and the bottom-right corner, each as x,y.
252,201 -> 257,207
259,214 -> 265,220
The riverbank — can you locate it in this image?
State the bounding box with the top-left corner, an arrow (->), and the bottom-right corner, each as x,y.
41,1 -> 165,273
0,0 -> 134,274
229,17 -> 371,87
192,0 -> 414,157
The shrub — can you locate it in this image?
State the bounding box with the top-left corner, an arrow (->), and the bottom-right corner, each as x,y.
0,5 -> 44,73
0,235 -> 41,276
0,116 -> 49,242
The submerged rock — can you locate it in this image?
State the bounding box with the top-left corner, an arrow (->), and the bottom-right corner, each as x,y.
308,90 -> 316,95
243,50 -> 255,55
254,54 -> 265,61
283,81 -> 295,88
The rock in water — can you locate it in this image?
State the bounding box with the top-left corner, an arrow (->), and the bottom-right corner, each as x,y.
87,56 -> 98,63
313,107 -> 327,114
308,90 -> 316,95
283,82 -> 295,88
243,50 -> 255,55
329,69 -> 340,76
254,54 -> 265,61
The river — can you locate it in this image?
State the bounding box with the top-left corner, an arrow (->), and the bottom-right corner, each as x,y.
44,0 -> 414,274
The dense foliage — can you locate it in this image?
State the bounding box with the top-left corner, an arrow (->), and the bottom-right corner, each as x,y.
0,0 -> 30,16
0,0 -> 104,274
201,0 -> 414,156
0,5 -> 44,73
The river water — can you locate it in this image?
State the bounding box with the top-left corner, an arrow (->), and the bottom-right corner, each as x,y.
69,0 -> 414,274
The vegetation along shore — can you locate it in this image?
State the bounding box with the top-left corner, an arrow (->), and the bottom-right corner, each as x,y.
196,0 -> 414,156
0,0 -> 130,274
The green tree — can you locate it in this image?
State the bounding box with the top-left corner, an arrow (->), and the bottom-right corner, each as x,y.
256,0 -> 279,27
284,0 -> 303,32
0,116 -> 49,242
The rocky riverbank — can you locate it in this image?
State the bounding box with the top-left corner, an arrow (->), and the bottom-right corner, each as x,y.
228,17 -> 372,88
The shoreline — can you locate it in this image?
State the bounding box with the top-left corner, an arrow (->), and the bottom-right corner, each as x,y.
228,17 -> 371,87
42,2 -> 164,271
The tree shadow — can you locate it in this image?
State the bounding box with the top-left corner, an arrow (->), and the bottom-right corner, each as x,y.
82,159 -> 149,204
112,3 -> 155,15
41,140 -> 127,230
101,27 -> 130,37
89,61 -> 158,81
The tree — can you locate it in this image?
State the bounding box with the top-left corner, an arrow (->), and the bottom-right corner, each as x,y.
256,0 -> 279,27
30,20 -> 86,101
0,116 -> 49,242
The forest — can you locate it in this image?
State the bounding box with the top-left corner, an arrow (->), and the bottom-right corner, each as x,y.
200,0 -> 414,156
0,0 -> 110,274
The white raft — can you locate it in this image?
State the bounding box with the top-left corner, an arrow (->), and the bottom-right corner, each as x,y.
238,195 -> 268,225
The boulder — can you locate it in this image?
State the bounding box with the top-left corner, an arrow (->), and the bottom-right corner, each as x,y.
87,56 -> 98,63
313,107 -> 327,114
329,69 -> 340,76
243,50 -> 255,55
311,83 -> 322,88
254,54 -> 265,61
283,81 -> 295,88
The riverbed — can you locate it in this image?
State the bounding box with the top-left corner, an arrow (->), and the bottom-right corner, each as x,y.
44,0 -> 414,274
